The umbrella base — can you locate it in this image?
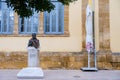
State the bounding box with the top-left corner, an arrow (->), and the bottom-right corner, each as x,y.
81,67 -> 98,71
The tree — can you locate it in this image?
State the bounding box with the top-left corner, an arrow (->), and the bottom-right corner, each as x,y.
5,0 -> 77,17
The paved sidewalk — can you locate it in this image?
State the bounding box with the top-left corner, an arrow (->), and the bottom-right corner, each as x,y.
0,69 -> 120,80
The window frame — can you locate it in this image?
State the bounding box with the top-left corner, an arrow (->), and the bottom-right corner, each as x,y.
18,12 -> 39,34
0,1 -> 14,34
44,1 -> 64,35
0,5 -> 69,37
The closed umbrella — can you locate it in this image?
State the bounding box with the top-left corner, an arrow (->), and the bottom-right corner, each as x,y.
81,0 -> 97,71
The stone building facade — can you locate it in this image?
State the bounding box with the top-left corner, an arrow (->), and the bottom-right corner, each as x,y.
0,0 -> 120,69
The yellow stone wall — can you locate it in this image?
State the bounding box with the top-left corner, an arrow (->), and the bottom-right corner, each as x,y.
0,0 -> 120,69
0,52 -> 120,70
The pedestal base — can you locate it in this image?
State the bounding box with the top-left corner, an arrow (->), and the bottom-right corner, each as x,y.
17,67 -> 44,79
81,67 -> 98,71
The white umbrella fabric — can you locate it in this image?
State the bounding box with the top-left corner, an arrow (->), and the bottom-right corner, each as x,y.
86,4 -> 93,53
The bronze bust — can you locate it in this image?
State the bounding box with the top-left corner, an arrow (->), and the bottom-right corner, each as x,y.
28,33 -> 40,49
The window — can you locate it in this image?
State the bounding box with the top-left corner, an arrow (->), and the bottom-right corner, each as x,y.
0,0 -> 14,34
44,1 -> 64,34
0,1 -> 69,37
19,11 -> 39,34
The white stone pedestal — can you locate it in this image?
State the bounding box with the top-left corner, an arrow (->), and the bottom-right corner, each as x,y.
17,67 -> 44,79
17,47 -> 44,79
28,47 -> 39,67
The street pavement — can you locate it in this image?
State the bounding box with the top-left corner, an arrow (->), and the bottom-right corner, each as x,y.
0,69 -> 120,80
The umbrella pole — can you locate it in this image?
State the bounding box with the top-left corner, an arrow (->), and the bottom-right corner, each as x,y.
88,51 -> 90,68
92,11 -> 97,68
94,48 -> 97,68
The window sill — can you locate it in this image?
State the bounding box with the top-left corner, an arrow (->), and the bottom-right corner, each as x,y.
0,32 -> 70,37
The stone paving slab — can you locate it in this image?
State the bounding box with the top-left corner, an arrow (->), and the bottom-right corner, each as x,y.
0,69 -> 120,80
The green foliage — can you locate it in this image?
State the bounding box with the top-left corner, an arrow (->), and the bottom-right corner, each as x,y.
58,0 -> 77,5
5,0 -> 77,18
